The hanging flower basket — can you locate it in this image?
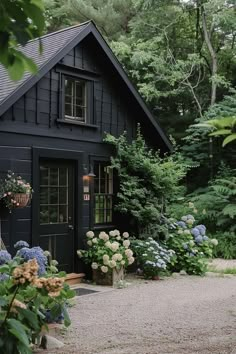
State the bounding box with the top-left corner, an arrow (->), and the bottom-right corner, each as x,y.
13,193 -> 31,208
0,171 -> 33,210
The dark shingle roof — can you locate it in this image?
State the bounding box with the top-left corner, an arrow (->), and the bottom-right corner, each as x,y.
0,21 -> 172,150
0,21 -> 90,105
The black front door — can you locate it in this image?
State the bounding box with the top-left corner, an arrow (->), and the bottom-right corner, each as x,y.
39,160 -> 75,273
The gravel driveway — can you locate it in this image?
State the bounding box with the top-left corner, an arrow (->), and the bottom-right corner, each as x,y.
52,276 -> 236,354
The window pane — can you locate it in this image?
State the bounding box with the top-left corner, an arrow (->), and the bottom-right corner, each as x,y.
40,166 -> 49,186
59,168 -> 67,186
49,187 -> 58,204
40,206 -> 49,224
76,81 -> 84,98
49,206 -> 58,223
65,79 -> 73,96
49,168 -> 58,186
59,187 -> 67,204
59,205 -> 68,223
40,187 -> 48,204
65,103 -> 72,117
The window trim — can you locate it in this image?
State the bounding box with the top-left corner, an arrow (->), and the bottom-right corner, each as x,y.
58,72 -> 95,125
64,77 -> 87,123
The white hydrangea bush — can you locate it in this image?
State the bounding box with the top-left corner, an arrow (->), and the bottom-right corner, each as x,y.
77,229 -> 135,273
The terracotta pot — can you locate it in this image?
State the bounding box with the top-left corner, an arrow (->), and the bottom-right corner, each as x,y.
14,193 -> 30,208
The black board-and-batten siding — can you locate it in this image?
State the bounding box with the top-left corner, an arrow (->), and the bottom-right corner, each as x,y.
0,27 -> 169,271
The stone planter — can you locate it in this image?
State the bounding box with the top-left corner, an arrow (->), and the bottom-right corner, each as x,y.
93,267 -> 124,286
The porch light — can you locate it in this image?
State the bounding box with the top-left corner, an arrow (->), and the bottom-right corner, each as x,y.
83,164 -> 96,178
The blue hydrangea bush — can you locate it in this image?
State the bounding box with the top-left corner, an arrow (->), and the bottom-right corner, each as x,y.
0,241 -> 75,353
166,215 -> 218,275
132,238 -> 175,279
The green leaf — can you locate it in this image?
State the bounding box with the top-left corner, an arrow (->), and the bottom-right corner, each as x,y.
16,307 -> 40,331
209,129 -> 232,136
222,134 -> 236,147
0,297 -> 7,306
7,318 -> 30,347
17,341 -> 32,354
8,55 -> 25,80
62,305 -> 71,327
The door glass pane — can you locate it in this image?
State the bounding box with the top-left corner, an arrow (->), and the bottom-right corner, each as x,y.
49,206 -> 58,223
50,168 -> 58,186
49,187 -> 58,204
40,164 -> 69,224
40,187 -> 48,204
40,166 -> 49,186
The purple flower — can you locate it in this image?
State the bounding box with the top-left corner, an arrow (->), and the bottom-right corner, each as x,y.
0,250 -> 12,265
203,236 -> 209,241
17,246 -> 47,275
14,240 -> 30,250
191,228 -> 200,237
0,273 -> 9,282
196,225 -> 206,236
176,221 -> 187,229
195,235 -> 203,244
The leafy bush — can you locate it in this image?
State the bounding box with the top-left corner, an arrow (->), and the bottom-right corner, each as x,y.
132,238 -> 175,279
212,232 -> 236,259
104,126 -> 187,235
77,230 -> 135,273
0,242 -> 75,354
166,215 -> 218,275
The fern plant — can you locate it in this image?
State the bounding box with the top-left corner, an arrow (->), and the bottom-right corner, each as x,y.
189,166 -> 236,233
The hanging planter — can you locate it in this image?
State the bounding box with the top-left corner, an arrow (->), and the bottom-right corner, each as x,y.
13,193 -> 31,208
0,171 -> 33,211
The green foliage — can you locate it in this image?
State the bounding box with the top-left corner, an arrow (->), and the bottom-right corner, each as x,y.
104,126 -> 187,234
0,0 -> 45,80
189,166 -> 236,233
195,116 -> 236,147
0,247 -> 74,353
212,232 -> 236,259
132,238 -> 175,279
77,230 -> 135,273
165,215 -> 217,275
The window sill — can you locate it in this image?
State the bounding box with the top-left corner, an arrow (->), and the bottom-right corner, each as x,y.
57,119 -> 99,129
93,224 -> 116,230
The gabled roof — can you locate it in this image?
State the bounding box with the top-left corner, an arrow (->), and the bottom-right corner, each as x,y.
0,21 -> 172,150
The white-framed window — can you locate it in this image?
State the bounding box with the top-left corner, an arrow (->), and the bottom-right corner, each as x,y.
64,77 -> 87,123
94,163 -> 113,224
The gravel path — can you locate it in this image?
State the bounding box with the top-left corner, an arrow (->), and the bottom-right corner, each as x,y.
50,275 -> 236,354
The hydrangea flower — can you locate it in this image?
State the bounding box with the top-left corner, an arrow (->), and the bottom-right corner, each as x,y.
191,228 -> 200,237
203,236 -> 209,241
17,246 -> 47,275
195,235 -> 203,244
176,221 -> 187,229
0,250 -> 12,265
14,240 -> 29,250
0,273 -> 9,282
196,225 -> 206,236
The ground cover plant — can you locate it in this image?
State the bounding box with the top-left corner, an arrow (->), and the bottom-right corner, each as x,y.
0,241 -> 75,354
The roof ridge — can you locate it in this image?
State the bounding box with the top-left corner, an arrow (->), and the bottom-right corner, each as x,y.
27,20 -> 92,43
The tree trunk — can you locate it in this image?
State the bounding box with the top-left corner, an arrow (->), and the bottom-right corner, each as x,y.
201,4 -> 218,106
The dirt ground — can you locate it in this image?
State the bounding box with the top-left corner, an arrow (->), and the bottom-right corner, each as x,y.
48,274 -> 236,354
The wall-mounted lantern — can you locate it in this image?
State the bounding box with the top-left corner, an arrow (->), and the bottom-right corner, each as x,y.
83,165 -> 96,200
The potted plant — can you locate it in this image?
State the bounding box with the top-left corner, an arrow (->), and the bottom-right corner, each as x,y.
77,229 -> 135,286
0,171 -> 32,210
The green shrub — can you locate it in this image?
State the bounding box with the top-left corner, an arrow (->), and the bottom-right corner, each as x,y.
166,215 -> 218,275
212,232 -> 236,259
132,238 -> 175,279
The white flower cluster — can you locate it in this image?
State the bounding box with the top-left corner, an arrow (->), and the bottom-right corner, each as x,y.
78,229 -> 134,273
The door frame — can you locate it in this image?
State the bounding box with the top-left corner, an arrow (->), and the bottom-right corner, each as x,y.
32,147 -> 84,272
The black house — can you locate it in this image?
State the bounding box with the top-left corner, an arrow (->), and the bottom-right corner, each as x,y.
0,21 -> 171,273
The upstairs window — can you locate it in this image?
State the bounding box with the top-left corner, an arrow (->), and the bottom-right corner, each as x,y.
94,163 -> 113,224
64,77 -> 87,123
